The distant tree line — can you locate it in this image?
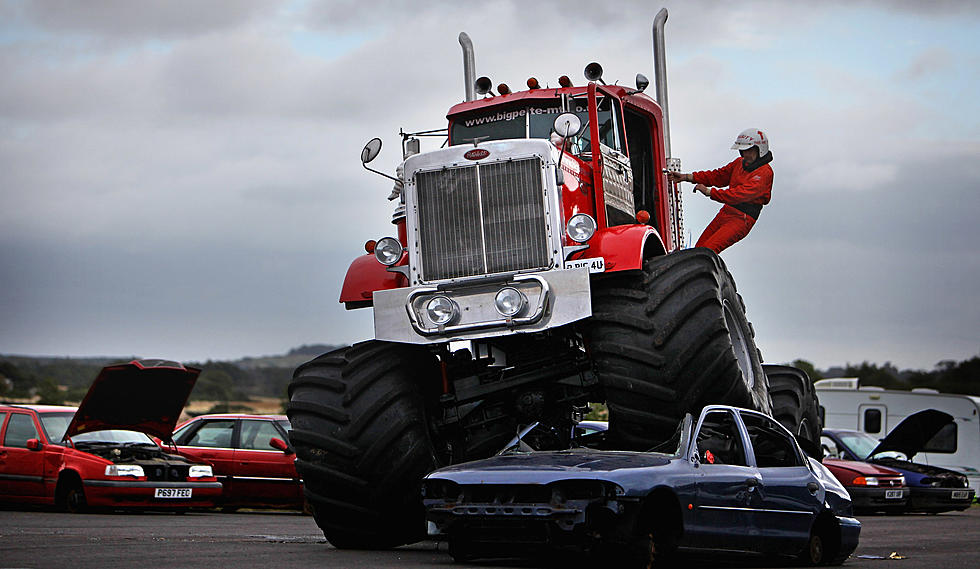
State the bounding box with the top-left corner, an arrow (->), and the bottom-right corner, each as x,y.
0,345 -> 342,406
790,356 -> 980,396
2,349 -> 977,407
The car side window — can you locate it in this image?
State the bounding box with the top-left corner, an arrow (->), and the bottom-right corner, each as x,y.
821,436 -> 840,459
240,420 -> 282,451
695,411 -> 747,466
184,420 -> 235,448
0,412 -> 7,440
741,413 -> 803,468
3,413 -> 38,448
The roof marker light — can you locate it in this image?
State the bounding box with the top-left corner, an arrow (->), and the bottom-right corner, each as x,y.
527,77 -> 540,89
558,75 -> 573,88
498,83 -> 511,95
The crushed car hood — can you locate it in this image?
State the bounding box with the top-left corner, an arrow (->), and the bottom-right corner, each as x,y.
428,450 -> 672,485
870,409 -> 954,460
66,359 -> 201,441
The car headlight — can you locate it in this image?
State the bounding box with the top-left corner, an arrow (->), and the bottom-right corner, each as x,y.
105,464 -> 144,477
566,213 -> 597,243
422,480 -> 459,500
494,287 -> 526,317
425,296 -> 458,326
374,237 -> 403,266
852,476 -> 878,486
188,465 -> 214,478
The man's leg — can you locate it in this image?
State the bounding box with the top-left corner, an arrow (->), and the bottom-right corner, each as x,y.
695,207 -> 755,254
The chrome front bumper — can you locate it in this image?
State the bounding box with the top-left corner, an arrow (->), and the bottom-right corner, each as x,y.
373,268 -> 592,345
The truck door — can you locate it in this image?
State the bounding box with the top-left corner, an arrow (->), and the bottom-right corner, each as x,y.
858,404 -> 887,436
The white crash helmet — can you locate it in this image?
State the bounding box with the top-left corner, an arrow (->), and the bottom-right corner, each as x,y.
731,128 -> 769,156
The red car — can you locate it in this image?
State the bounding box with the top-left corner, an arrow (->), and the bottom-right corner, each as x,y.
171,413 -> 304,510
822,458 -> 908,513
0,360 -> 222,512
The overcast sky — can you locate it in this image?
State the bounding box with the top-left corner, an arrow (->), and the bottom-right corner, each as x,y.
1,0 -> 978,371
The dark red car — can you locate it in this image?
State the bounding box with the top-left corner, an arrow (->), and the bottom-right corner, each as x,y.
171,413 -> 304,510
822,458 -> 908,513
0,360 -> 222,512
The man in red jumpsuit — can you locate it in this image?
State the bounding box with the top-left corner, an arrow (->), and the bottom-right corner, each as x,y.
668,128 -> 773,254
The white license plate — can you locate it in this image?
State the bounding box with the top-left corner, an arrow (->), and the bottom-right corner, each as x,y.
951,490 -> 970,500
154,488 -> 192,499
564,257 -> 605,273
885,489 -> 903,499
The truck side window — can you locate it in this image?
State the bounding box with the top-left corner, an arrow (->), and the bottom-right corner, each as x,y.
623,108 -> 658,227
863,409 -> 882,434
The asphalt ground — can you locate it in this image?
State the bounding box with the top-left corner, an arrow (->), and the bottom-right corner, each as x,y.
0,505 -> 976,568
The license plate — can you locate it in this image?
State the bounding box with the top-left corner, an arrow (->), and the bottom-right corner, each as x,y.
885,489 -> 903,499
951,490 -> 970,500
154,488 -> 192,499
564,257 -> 605,273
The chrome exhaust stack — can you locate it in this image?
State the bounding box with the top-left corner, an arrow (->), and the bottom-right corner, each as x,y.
652,8 -> 685,249
652,8 -> 671,158
459,32 -> 476,102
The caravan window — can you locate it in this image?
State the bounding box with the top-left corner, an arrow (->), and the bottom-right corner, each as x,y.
863,409 -> 882,434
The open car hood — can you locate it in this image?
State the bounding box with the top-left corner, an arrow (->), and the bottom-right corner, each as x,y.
65,359 -> 201,442
870,409 -> 954,459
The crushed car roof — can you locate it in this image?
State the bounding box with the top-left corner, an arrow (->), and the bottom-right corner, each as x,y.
65,359 -> 201,442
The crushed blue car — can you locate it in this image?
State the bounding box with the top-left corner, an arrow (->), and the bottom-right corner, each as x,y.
423,405 -> 860,566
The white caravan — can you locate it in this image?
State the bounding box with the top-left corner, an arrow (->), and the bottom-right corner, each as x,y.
815,378 -> 980,495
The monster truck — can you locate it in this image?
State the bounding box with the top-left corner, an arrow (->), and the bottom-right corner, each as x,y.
287,9 -> 814,548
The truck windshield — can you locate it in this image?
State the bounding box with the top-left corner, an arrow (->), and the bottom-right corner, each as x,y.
450,96 -> 622,153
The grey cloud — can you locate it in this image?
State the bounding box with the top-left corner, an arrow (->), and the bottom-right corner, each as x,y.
2,0 -> 978,369
899,46 -> 953,81
14,0 -> 277,40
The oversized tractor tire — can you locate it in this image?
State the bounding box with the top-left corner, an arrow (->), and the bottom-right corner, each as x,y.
765,364 -> 822,458
286,341 -> 441,548
589,248 -> 770,449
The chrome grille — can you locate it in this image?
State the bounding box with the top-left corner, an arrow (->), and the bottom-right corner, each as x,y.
415,158 -> 549,281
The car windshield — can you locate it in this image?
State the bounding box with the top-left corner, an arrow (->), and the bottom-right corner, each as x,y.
39,412 -> 154,445
450,96 -> 622,153
836,432 -> 879,459
38,412 -> 74,442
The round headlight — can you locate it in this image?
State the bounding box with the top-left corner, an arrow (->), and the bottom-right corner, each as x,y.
494,287 -> 526,317
425,296 -> 458,325
374,237 -> 403,266
566,213 -> 597,243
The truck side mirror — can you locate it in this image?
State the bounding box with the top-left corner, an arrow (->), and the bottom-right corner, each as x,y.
361,138 -> 383,164
26,438 -> 42,451
553,113 -> 582,138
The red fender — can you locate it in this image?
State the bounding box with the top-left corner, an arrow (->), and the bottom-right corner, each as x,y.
339,254 -> 408,308
572,224 -> 666,272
